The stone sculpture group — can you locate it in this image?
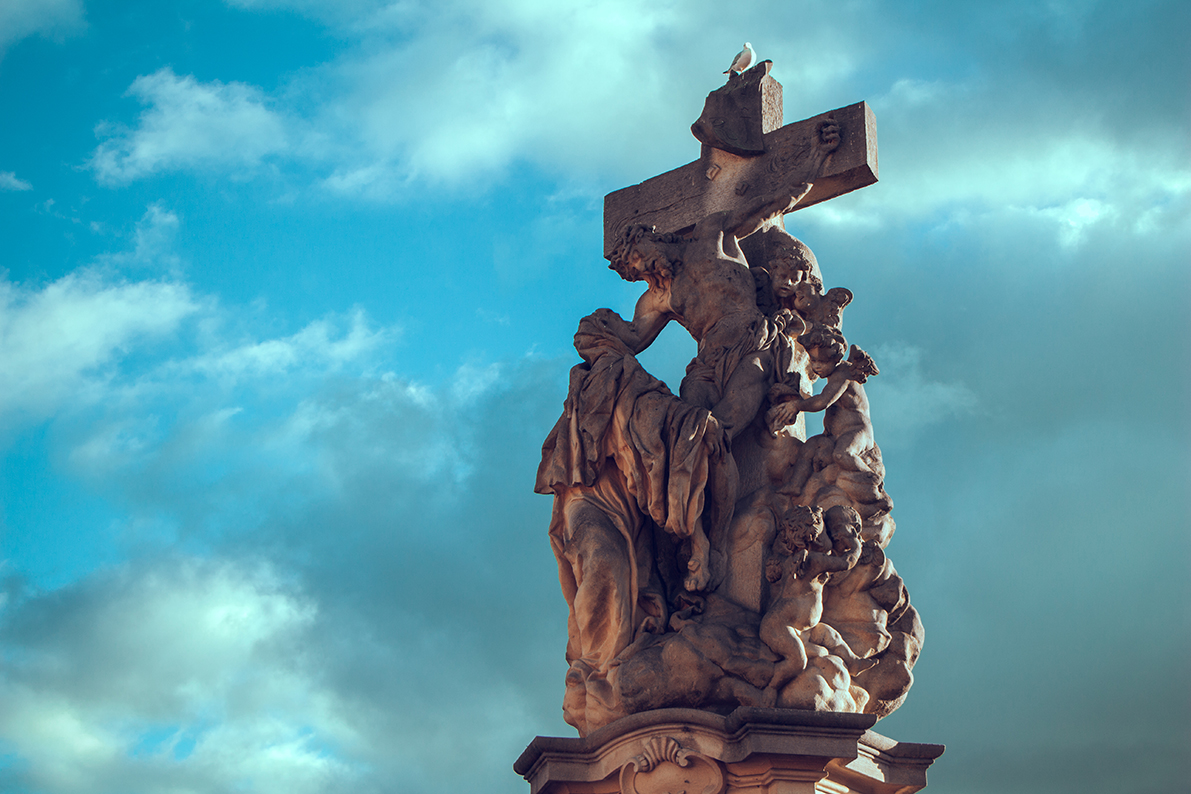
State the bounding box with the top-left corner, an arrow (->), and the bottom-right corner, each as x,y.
535,61 -> 922,737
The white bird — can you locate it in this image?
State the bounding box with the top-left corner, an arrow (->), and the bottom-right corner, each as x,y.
723,42 -> 756,75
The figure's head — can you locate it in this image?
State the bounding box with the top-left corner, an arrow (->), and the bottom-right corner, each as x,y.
777,504 -> 825,551
607,224 -> 681,283
767,239 -> 818,299
573,308 -> 632,363
793,279 -> 823,311
824,505 -> 863,549
823,286 -> 853,310
857,539 -> 885,568
797,326 -> 848,378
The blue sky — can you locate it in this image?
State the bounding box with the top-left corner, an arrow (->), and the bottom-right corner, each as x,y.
0,1 -> 1187,792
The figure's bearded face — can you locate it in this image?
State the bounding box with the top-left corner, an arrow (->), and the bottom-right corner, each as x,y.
623,240 -> 676,285
629,240 -> 666,272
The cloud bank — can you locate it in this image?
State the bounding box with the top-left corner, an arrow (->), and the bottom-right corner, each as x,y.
91,68 -> 290,185
0,0 -> 84,56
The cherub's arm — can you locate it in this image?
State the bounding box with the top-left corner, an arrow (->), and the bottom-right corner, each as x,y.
800,548 -> 853,579
830,533 -> 862,570
765,376 -> 807,434
787,368 -> 851,414
596,289 -> 673,354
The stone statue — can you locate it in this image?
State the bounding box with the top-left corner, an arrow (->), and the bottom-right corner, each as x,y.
535,61 -> 922,737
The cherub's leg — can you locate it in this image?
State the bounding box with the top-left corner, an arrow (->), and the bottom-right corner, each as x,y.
835,470 -> 890,508
832,430 -> 872,473
762,623 -> 809,705
806,624 -> 878,676
787,435 -> 831,496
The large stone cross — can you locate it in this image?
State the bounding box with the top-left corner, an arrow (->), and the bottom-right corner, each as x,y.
603,61 -> 877,259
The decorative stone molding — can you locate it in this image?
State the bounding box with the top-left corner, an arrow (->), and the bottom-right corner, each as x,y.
620,737 -> 725,794
515,708 -> 942,794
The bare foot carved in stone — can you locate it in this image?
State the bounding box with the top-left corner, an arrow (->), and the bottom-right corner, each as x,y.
685,554 -> 711,592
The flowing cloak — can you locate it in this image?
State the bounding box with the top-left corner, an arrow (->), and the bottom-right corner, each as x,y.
535,317 -> 724,671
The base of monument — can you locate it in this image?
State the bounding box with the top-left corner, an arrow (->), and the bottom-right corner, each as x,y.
514,707 -> 943,794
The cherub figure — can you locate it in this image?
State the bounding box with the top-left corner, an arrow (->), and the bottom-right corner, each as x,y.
765,328 -> 879,493
765,237 -> 819,311
792,277 -> 853,332
759,504 -> 870,704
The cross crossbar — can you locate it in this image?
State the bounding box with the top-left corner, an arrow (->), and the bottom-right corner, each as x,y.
603,101 -> 877,258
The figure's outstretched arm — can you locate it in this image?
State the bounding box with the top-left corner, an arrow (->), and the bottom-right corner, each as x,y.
724,182 -> 815,241
595,289 -> 673,354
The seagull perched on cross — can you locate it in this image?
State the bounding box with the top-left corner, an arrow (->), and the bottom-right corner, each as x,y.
723,42 -> 756,75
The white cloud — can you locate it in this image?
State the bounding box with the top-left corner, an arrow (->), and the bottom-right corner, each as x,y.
94,202 -> 182,270
90,68 -> 290,184
0,270 -> 197,421
217,0 -> 865,195
314,0 -> 693,189
0,558 -> 364,794
864,342 -> 978,450
0,203 -> 398,436
1030,197 -> 1119,248
186,308 -> 391,381
0,204 -> 203,425
0,0 -> 84,54
799,75 -> 1191,249
0,292 -> 569,790
0,171 -> 33,190
71,0 -> 1185,223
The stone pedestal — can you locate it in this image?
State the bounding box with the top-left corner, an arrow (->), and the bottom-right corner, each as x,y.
515,708 -> 943,794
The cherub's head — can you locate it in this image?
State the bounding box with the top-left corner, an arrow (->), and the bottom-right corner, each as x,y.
608,224 -> 681,283
767,239 -> 818,300
797,326 -> 848,378
856,539 -> 885,568
824,505 -> 863,551
776,503 -> 825,553
793,279 -> 823,312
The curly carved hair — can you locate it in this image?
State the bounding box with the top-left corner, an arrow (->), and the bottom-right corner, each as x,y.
774,504 -> 824,554
797,325 -> 848,365
606,224 -> 683,280
768,237 -> 819,277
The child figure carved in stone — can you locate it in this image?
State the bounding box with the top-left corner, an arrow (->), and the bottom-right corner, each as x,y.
765,238 -> 818,312
792,278 -> 853,332
760,504 -> 870,706
766,327 -> 879,496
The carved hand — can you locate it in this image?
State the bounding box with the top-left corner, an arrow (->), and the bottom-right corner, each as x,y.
766,401 -> 800,435
817,120 -> 841,151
